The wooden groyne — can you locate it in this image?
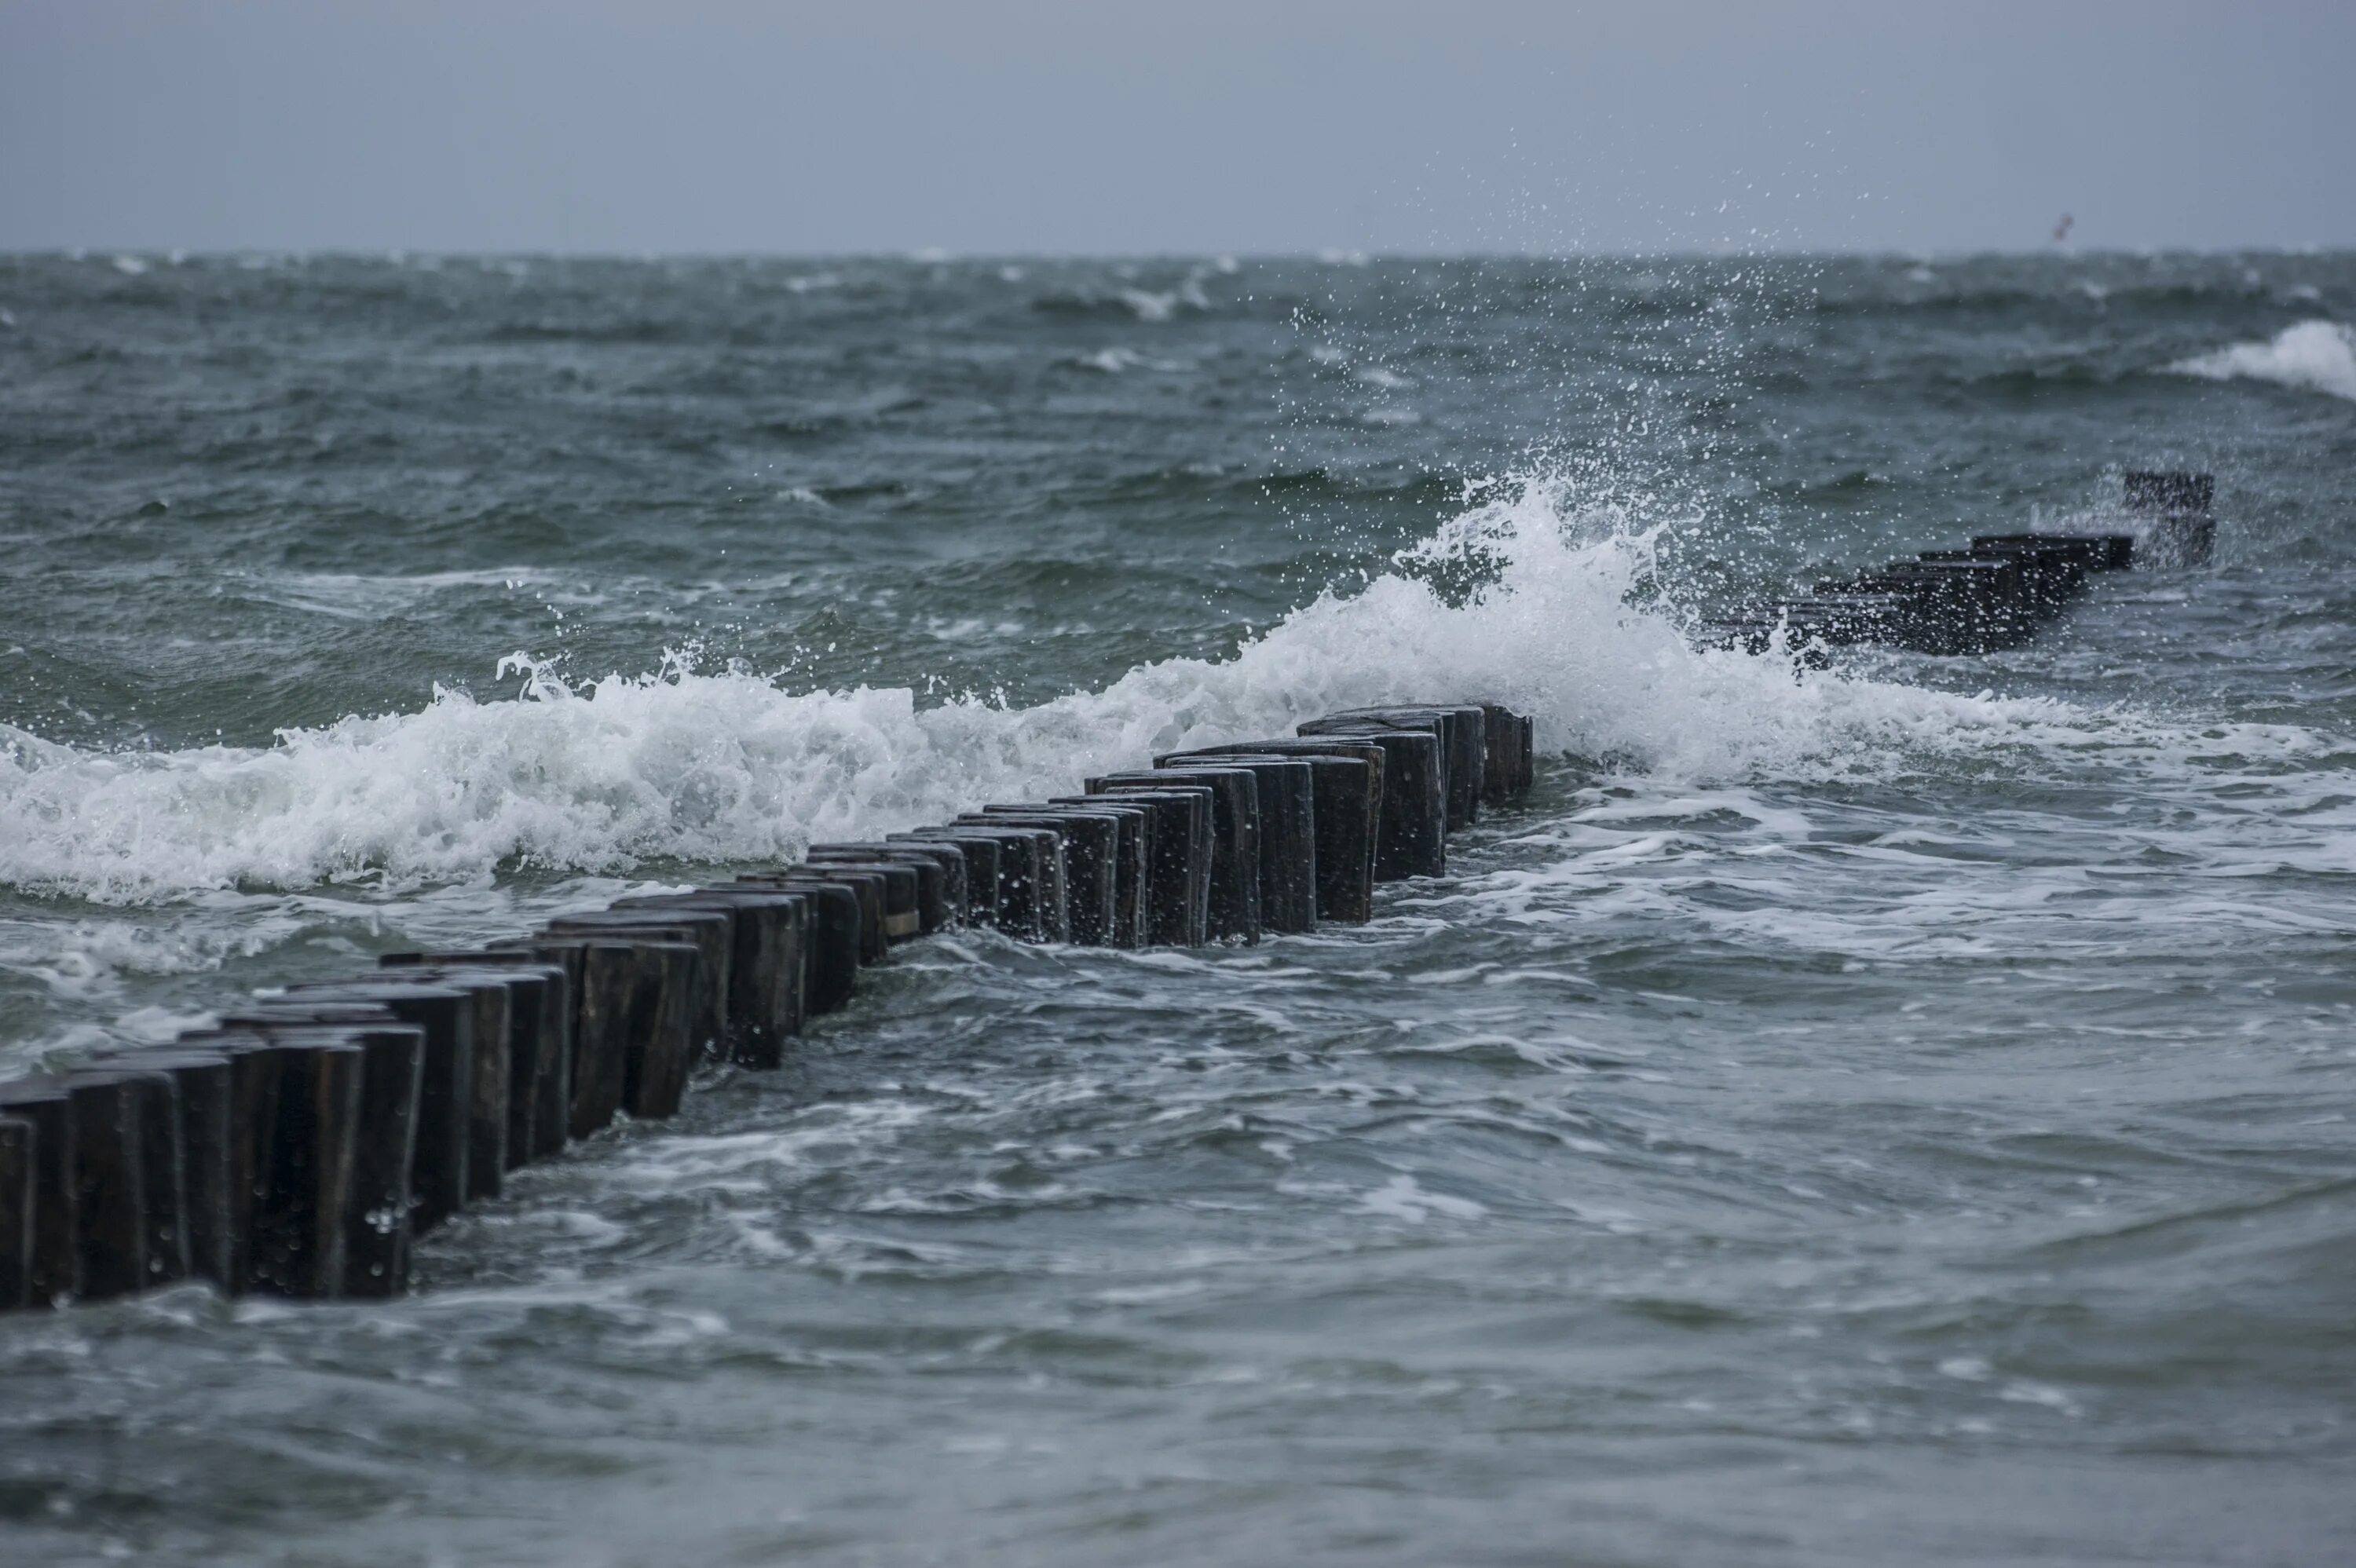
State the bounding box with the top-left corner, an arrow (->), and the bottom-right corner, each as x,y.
1701,470 -> 2211,657
0,703 -> 1535,1313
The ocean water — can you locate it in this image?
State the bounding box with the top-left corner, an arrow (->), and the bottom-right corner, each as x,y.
1,252 -> 2352,1566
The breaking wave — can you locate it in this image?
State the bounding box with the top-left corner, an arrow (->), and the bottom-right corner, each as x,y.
2167,319 -> 2356,402
0,482 -> 2125,904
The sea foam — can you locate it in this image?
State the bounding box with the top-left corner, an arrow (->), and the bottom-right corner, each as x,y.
2168,319 -> 2356,403
0,483 -> 2085,905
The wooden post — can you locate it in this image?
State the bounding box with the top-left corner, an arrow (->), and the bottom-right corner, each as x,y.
64,1072 -> 147,1301
1157,756 -> 1316,934
1295,724 -> 1446,879
257,983 -> 471,1234
534,927 -> 703,1121
0,1115 -> 31,1310
115,1067 -> 189,1288
891,832 -> 1001,930
613,891 -> 809,1067
978,809 -> 1122,945
796,859 -> 925,945
248,1035 -> 367,1298
731,879 -> 862,1015
1078,784 -> 1209,945
1049,797 -> 1152,948
1160,741 -> 1381,923
0,1080 -> 79,1305
1091,767 -> 1260,944
809,846 -> 952,934
545,909 -> 732,1069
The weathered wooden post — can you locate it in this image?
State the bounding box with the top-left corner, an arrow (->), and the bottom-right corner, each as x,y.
0,1114 -> 31,1309
380,955 -> 572,1168
1156,755 -> 1316,934
1091,766 -> 1260,943
809,846 -> 954,934
611,891 -> 810,1066
545,909 -> 731,1070
1048,797 -> 1152,948
1319,707 -> 1485,828
733,875 -> 863,1014
795,860 -> 925,946
241,982 -> 470,1234
1078,784 -> 1210,945
902,825 -> 1048,941
537,924 -> 701,1120
111,1049 -> 236,1289
63,1071 -> 149,1300
0,1079 -> 79,1305
978,807 -> 1121,945
1295,723 -> 1446,879
1161,740 -> 1381,923
892,832 -> 1001,930
115,1066 -> 189,1288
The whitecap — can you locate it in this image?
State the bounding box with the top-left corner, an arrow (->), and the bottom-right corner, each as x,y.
2167,319 -> 2356,402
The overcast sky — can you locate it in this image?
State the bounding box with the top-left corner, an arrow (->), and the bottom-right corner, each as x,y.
3,0 -> 2351,256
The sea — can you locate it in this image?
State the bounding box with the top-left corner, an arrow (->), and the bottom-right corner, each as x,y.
2,251 -> 2352,1566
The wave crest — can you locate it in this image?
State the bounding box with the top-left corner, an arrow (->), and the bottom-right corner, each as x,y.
2,482 -> 2089,904
2168,319 -> 2356,402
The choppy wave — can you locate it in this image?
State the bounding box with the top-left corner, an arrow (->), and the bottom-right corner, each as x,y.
2167,319 -> 2356,402
0,483 -> 2136,905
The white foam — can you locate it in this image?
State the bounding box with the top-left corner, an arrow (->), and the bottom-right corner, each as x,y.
2167,319 -> 2356,402
0,481 -> 2168,905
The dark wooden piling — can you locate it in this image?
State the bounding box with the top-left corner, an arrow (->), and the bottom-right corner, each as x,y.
1322,706 -> 1485,829
547,941 -> 639,1139
547,908 -> 732,1069
1048,797 -> 1152,948
480,937 -> 635,1145
0,1115 -> 31,1310
155,1033 -> 282,1293
382,958 -> 570,1169
288,975 -> 507,1206
1157,755 -> 1317,934
1159,744 -> 1366,918
535,930 -> 701,1120
1080,783 -> 1210,945
105,1050 -> 236,1289
1476,705 -> 1522,804
796,860 -> 925,945
115,1067 -> 189,1288
255,982 -> 471,1234
377,966 -> 543,1175
620,941 -> 699,1118
1162,741 -> 1381,923
613,891 -> 810,1066
0,1079 -> 79,1305
946,825 -> 1068,943
1295,722 -> 1447,879
64,1072 -> 148,1301
978,808 -> 1121,945
893,832 -> 999,930
1091,767 -> 1260,944
810,846 -> 954,934
903,826 -> 1048,941
326,1025 -> 425,1297
733,879 -> 862,1015
247,1034 -> 366,1298
769,868 -> 888,963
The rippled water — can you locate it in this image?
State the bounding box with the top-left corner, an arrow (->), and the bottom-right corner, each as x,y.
2,253 -> 2353,1566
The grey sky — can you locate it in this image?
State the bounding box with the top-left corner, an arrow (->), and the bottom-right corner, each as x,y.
3,0 -> 2351,255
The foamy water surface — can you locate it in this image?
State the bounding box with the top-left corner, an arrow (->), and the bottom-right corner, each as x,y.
1,253 -> 2351,1566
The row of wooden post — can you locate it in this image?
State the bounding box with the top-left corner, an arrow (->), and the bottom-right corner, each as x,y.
0,701 -> 1535,1313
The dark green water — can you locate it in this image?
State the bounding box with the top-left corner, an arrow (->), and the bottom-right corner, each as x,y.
2,253 -> 2352,1565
